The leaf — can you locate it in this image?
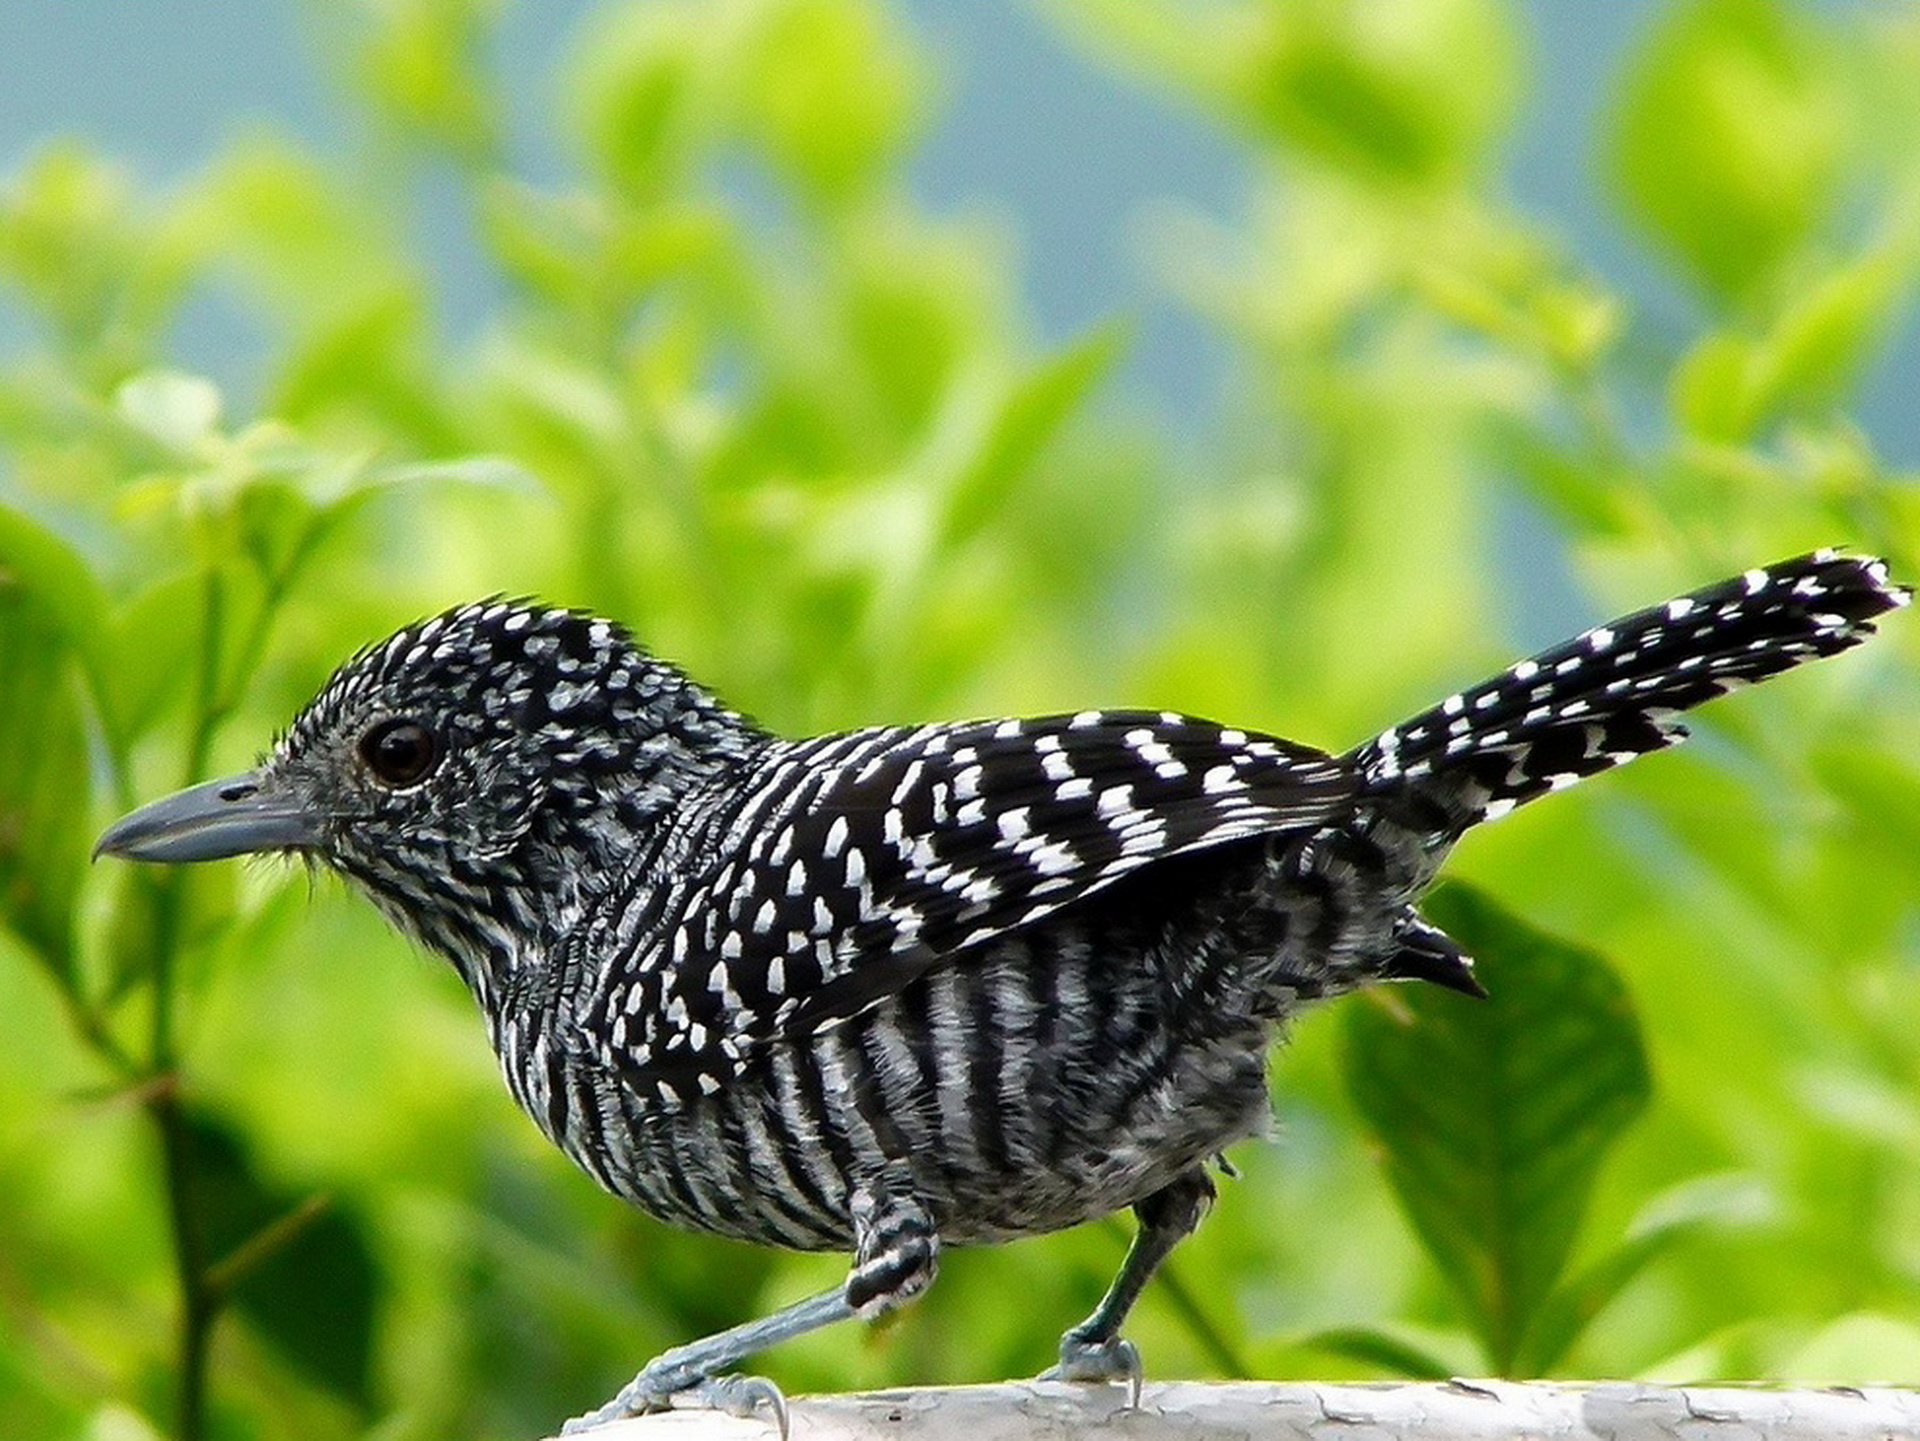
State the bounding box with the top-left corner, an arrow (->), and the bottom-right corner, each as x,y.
183,1108 -> 381,1411
1671,333 -> 1753,444
100,571 -> 202,743
1517,1172 -> 1772,1374
1298,1325 -> 1456,1380
115,370 -> 222,456
1494,425 -> 1639,539
303,452 -> 540,554
733,0 -> 925,205
1809,743 -> 1920,892
0,143 -> 194,361
95,857 -> 239,1010
1673,255 -> 1904,442
1342,882 -> 1652,1374
177,139 -> 401,326
1607,0 -> 1848,305
346,0 -> 501,160
0,584 -> 91,980
566,0 -> 713,204
1744,255 -> 1902,417
938,324 -> 1124,554
0,498 -> 113,691
355,454 -> 538,498
1234,0 -> 1518,185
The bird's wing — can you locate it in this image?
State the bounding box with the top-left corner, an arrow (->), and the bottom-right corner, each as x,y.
611,712 -> 1352,1098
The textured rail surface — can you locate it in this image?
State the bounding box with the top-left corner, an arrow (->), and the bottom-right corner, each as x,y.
553,1381 -> 1920,1441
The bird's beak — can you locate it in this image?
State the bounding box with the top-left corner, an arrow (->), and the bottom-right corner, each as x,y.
94,772 -> 317,863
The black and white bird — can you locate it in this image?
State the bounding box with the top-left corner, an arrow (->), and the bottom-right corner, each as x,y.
97,550 -> 1907,1431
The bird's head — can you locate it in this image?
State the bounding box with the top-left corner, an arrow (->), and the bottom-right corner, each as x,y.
97,599 -> 757,959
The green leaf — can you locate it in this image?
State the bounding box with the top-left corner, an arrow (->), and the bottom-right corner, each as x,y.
1608,0 -> 1848,305
100,572 -> 202,743
1518,1173 -> 1771,1374
566,1 -> 713,204
1298,1325 -> 1456,1380
1495,427 -> 1639,540
184,1108 -> 381,1411
1671,333 -> 1753,444
1745,255 -> 1901,416
302,452 -> 540,557
1342,882 -> 1652,1374
178,139 -> 403,327
1055,0 -> 1517,187
1235,0 -> 1518,185
733,0 -> 925,205
354,454 -> 537,498
115,370 -> 222,457
0,143 -> 196,369
343,0 -> 501,161
1673,256 -> 1903,442
95,863 -> 237,1011
0,583 -> 91,980
938,325 -> 1124,554
0,499 -> 112,690
1811,746 -> 1920,889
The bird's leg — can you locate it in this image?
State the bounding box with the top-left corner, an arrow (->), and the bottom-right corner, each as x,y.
560,1286 -> 848,1435
563,1180 -> 938,1436
1043,1167 -> 1216,1406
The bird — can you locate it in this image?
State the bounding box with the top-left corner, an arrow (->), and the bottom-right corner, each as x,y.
96,549 -> 1907,1433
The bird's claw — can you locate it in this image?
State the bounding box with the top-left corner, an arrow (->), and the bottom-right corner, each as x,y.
700,1375 -> 791,1439
1041,1334 -> 1144,1409
561,1367 -> 791,1439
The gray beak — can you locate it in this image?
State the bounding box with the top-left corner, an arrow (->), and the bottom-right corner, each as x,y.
94,772 -> 316,863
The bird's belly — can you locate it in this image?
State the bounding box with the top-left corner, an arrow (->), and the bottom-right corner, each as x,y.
550,912 -> 1302,1252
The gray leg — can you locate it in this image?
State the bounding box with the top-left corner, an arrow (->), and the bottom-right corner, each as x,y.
560,1286 -> 850,1435
565,1181 -> 939,1436
1044,1168 -> 1216,1406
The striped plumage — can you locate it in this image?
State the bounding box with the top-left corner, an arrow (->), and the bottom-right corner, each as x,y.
95,549 -> 1908,1430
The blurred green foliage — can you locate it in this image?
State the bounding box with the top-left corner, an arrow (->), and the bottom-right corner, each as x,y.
1,1 -> 1918,1438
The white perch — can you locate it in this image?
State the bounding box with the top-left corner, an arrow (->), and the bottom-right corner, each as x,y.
550,1379 -> 1920,1441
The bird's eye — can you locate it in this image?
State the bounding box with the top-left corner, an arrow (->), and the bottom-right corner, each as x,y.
358,718 -> 439,787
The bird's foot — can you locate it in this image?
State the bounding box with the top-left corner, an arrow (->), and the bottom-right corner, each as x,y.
561,1365 -> 790,1439
1041,1333 -> 1143,1409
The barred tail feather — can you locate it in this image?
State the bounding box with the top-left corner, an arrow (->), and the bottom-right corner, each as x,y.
1350,550 -> 1909,833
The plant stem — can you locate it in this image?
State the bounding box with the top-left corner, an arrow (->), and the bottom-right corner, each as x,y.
145,566 -> 228,1441
148,1078 -> 214,1441
98,539 -> 317,1438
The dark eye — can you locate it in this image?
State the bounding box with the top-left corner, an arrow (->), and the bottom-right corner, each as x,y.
358,718 -> 439,787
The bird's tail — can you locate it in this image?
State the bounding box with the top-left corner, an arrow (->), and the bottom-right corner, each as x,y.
1347,550 -> 1908,837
